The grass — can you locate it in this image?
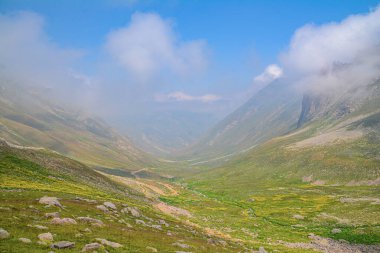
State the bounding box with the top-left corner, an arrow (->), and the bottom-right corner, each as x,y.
0,143 -> 247,252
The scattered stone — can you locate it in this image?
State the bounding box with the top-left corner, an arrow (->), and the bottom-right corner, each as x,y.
45,212 -> 60,218
83,228 -> 92,233
0,228 -> 10,239
172,242 -> 191,249
158,219 -> 169,227
258,246 -> 268,253
151,224 -> 162,230
39,196 -> 62,208
75,197 -> 97,204
19,237 -> 32,243
146,246 -> 158,252
332,228 -> 342,234
103,202 -> 117,210
28,224 -> 48,230
96,205 -> 109,213
82,242 -> 101,252
293,214 -> 304,220
75,233 -> 83,238
121,207 -> 140,217
284,234 -> 380,253
136,219 -> 146,225
311,180 -> 326,186
96,238 -> 122,248
77,217 -> 104,226
38,232 -> 53,242
302,175 -> 313,183
51,241 -> 75,249
51,217 -> 77,225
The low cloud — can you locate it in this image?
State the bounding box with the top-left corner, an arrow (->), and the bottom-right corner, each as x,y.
106,12 -> 208,82
156,91 -> 221,103
280,5 -> 380,93
254,64 -> 283,84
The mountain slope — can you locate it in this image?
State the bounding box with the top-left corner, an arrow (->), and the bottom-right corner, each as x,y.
179,81 -> 302,161
0,80 -> 156,170
0,140 -> 247,253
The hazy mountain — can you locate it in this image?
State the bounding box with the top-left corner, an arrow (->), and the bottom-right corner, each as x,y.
116,111 -> 220,156
178,81 -> 302,161
0,80 -> 157,170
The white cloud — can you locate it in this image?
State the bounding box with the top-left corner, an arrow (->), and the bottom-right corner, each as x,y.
156,91 -> 221,103
280,5 -> 380,93
106,12 -> 208,82
254,64 -> 283,83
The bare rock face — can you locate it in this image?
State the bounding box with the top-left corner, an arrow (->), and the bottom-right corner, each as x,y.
39,196 -> 62,208
0,228 -> 10,239
51,217 -> 77,225
51,241 -> 75,249
82,242 -> 101,252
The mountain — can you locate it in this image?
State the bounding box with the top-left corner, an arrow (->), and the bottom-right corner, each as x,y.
0,80 -> 156,170
116,111 -> 219,156
178,81 -> 302,162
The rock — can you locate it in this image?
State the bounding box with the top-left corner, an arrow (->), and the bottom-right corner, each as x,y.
77,217 -> 104,226
39,196 -> 62,208
293,214 -> 304,220
158,219 -> 169,227
38,232 -> 53,242
96,205 -> 109,213
151,224 -> 162,230
96,238 -> 122,248
75,197 -> 97,204
51,241 -> 75,249
331,228 -> 342,234
83,228 -> 92,233
19,237 -> 32,243
135,219 -> 146,225
302,175 -> 313,183
103,202 -> 117,210
51,217 -> 77,225
45,212 -> 60,218
75,233 -> 83,238
27,224 -> 48,230
146,246 -> 158,252
121,207 -> 140,217
172,242 -> 191,249
0,228 -> 10,239
258,246 -> 267,253
82,242 -> 101,252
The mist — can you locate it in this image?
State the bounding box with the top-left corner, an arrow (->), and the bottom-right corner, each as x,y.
0,5 -> 379,152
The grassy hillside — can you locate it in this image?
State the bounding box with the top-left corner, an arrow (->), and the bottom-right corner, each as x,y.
0,140 -> 249,253
0,81 -> 157,170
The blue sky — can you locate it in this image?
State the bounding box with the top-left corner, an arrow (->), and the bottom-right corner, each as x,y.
0,0 -> 379,119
